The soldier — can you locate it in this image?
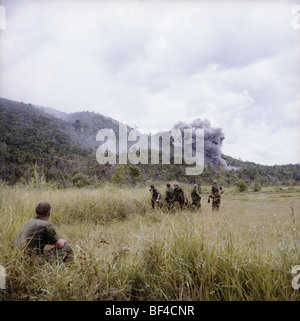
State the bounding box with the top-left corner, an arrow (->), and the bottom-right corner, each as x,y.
17,202 -> 74,262
208,180 -> 224,211
165,183 -> 175,212
191,184 -> 201,211
149,185 -> 162,209
173,183 -> 187,209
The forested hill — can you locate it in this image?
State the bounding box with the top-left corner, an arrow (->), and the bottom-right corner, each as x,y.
39,105 -> 122,149
0,97 -> 299,187
0,98 -> 112,185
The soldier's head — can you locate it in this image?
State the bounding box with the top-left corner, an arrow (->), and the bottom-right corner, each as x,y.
213,180 -> 217,185
166,183 -> 170,188
150,184 -> 155,189
36,202 -> 51,219
174,184 -> 178,189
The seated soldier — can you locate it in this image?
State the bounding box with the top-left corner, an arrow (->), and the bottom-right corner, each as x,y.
17,202 -> 74,262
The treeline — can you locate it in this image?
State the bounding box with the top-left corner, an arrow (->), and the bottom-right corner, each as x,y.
136,156 -> 300,187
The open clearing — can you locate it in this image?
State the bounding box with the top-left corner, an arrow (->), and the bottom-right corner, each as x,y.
0,184 -> 299,301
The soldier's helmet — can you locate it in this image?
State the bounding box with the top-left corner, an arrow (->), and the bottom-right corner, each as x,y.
213,180 -> 217,184
193,184 -> 198,188
150,184 -> 155,189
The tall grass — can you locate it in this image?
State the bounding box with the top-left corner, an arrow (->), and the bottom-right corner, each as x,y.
0,183 -> 299,301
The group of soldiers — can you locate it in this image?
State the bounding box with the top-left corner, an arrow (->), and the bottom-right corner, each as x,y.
16,180 -> 224,265
149,180 -> 224,212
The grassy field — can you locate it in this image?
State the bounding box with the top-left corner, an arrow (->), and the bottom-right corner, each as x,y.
0,183 -> 300,301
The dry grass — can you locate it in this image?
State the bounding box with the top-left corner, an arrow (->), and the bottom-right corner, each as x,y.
0,183 -> 299,301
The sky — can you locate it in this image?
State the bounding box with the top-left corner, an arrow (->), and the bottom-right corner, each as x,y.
0,0 -> 299,165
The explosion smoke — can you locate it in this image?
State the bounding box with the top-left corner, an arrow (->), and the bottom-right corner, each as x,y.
172,118 -> 230,169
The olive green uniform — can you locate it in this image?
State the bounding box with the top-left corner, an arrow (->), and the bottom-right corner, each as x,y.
165,187 -> 175,211
209,185 -> 223,210
174,187 -> 185,209
17,216 -> 74,262
191,189 -> 201,210
150,188 -> 162,209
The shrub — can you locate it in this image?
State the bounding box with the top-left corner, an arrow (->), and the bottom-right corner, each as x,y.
236,180 -> 248,192
72,173 -> 90,188
128,165 -> 144,186
111,165 -> 126,186
253,182 -> 261,192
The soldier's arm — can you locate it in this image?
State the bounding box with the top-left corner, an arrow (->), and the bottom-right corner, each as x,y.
45,224 -> 66,248
149,189 -> 154,200
56,239 -> 67,249
156,191 -> 161,201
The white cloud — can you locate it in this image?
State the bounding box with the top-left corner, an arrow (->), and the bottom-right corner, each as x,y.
0,0 -> 299,165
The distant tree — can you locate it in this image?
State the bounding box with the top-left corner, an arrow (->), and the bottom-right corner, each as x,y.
253,182 -> 261,192
236,179 -> 248,192
111,165 -> 126,186
128,165 -> 143,186
72,173 -> 90,188
18,176 -> 26,185
74,120 -> 81,132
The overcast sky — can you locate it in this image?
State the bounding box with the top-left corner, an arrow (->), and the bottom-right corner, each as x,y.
0,0 -> 299,165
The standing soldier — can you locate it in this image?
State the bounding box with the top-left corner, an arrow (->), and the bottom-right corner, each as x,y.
208,180 -> 224,211
191,184 -> 201,211
173,183 -> 187,210
165,183 -> 175,212
149,185 -> 162,209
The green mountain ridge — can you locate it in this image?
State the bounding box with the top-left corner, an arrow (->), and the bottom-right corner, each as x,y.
0,98 -> 112,186
0,97 -> 299,187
